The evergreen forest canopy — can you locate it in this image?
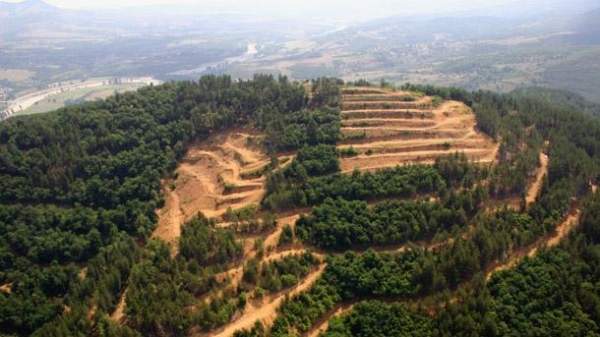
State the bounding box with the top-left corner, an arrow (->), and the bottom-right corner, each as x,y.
1,74 -> 600,337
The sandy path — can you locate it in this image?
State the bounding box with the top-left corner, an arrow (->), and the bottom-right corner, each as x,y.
341,87 -> 389,95
486,206 -> 581,279
342,118 -> 437,128
341,99 -> 432,109
214,247 -> 320,290
303,205 -> 582,333
152,188 -> 185,254
339,139 -> 493,156
340,149 -> 495,173
199,264 -> 327,337
304,303 -> 355,337
525,152 -> 549,208
111,289 -> 128,322
263,214 -> 302,250
0,283 -> 12,294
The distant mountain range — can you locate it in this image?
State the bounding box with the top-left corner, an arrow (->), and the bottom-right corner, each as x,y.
0,0 -> 114,43
2,0 -> 600,103
0,0 -> 58,15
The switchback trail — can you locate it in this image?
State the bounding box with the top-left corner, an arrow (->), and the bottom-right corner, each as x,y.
197,264 -> 327,337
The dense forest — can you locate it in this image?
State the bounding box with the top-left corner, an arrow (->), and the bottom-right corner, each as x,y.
295,193 -> 479,250
320,194 -> 600,337
2,74 -> 600,337
0,75 -> 338,336
243,83 -> 600,337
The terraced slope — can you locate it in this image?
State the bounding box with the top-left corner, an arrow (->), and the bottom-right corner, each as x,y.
338,87 -> 499,172
111,130 -> 275,323
183,89 -> 502,336
139,88 -> 506,336
152,130 -> 270,253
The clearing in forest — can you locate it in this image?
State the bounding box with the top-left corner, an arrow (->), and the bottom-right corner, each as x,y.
305,303 -> 355,337
152,130 -> 270,252
486,202 -> 582,279
110,289 -> 127,322
0,283 -> 12,294
525,152 -> 549,208
198,264 -> 326,337
338,87 -> 499,172
145,129 -> 326,335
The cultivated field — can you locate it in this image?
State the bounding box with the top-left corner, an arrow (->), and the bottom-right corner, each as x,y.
16,83 -> 147,115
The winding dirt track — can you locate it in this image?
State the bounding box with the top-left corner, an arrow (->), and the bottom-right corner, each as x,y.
338,88 -> 499,171
206,88 -> 500,335
525,152 -> 549,208
132,88 -> 504,334
199,264 -> 326,337
111,131 -> 272,323
110,289 -> 128,322
486,205 -> 582,279
305,303 -> 355,337
304,203 -> 584,336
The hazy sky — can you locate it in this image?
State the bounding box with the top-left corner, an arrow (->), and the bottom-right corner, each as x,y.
4,0 -> 594,21
15,0 -> 515,10
5,0 -> 523,19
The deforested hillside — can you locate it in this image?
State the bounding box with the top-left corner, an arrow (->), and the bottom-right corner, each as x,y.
2,75 -> 600,337
338,86 -> 498,172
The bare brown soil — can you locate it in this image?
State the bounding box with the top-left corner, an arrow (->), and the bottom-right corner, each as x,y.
342,94 -> 421,102
525,152 -> 549,208
152,130 -> 270,254
341,87 -> 388,95
342,109 -> 435,119
341,100 -> 431,110
263,214 -> 301,250
198,264 -> 326,337
339,88 -> 499,170
342,118 -> 437,128
0,283 -> 12,294
305,303 -> 355,337
485,205 -> 581,279
301,203 -> 584,334
106,131 -> 274,324
110,290 -> 127,322
149,89 -> 501,335
340,138 -> 492,155
341,149 -> 495,173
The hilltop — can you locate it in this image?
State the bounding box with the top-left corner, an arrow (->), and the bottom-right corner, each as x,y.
2,76 -> 600,337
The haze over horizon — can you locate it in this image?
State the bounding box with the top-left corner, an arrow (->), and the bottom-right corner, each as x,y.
1,0 -> 597,21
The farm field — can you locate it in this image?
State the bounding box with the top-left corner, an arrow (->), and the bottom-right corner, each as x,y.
14,82 -> 148,115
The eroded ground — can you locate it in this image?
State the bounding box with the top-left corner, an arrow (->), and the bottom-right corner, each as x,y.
152,130 -> 270,253
118,89 -> 575,336
338,87 -> 499,172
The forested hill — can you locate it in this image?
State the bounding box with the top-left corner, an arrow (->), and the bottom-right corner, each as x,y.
2,74 -> 600,337
512,87 -> 600,117
0,75 -> 340,336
